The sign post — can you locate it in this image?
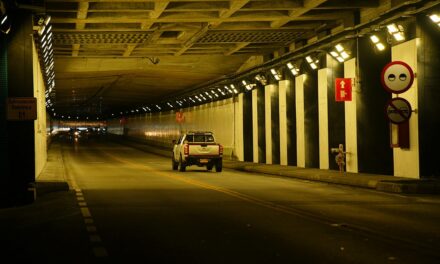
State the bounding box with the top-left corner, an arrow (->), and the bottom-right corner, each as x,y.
381,61 -> 415,149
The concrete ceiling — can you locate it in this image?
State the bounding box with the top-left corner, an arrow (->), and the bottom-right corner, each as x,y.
47,0 -> 381,116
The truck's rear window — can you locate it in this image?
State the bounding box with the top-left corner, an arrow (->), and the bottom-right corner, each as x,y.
185,134 -> 214,143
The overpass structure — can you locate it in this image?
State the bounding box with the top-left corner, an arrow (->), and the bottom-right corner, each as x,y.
0,0 -> 439,204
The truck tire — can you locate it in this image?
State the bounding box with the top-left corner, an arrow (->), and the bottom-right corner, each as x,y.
207,164 -> 213,171
215,159 -> 222,172
178,155 -> 186,172
172,155 -> 178,170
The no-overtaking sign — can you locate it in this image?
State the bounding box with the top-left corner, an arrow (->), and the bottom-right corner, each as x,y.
385,97 -> 412,124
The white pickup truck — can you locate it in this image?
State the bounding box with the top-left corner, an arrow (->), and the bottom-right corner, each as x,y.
172,131 -> 223,172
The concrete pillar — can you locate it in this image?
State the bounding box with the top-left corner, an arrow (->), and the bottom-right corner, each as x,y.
295,75 -> 306,168
252,89 -> 259,163
344,58 -> 358,173
279,80 -> 289,166
265,84 -> 276,164
392,39 -> 420,179
234,93 -> 244,161
318,69 -> 329,169
1,12 -> 36,205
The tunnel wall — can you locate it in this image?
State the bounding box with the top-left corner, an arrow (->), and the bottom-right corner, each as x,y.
32,41 -> 48,179
108,98 -> 238,159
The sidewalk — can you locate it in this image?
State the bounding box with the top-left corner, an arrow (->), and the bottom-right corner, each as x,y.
223,160 -> 440,194
35,141 -> 70,196
112,135 -> 440,195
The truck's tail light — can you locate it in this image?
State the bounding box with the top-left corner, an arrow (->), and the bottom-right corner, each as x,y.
184,144 -> 189,156
219,144 -> 223,155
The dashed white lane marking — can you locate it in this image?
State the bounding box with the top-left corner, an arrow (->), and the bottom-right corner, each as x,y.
80,207 -> 92,218
74,189 -> 109,258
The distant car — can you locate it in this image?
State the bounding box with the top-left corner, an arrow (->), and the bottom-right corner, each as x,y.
172,131 -> 223,172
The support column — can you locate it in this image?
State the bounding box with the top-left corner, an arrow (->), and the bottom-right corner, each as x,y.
344,58 -> 358,173
392,39 -> 420,179
2,12 -> 36,205
265,84 -> 275,164
234,93 -> 244,161
295,75 -> 306,168
318,69 -> 329,169
279,80 -> 289,165
252,89 -> 259,163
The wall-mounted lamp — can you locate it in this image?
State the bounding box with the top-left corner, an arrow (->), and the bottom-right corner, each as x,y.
270,68 -> 282,81
0,14 -> 10,34
370,35 -> 386,51
306,56 -> 319,70
254,74 -> 267,85
329,44 -> 350,62
242,80 -> 256,91
387,23 -> 405,41
230,84 -> 239,94
429,14 -> 440,27
286,62 -> 300,76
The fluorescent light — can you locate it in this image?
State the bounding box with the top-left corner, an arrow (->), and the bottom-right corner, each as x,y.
44,16 -> 51,25
306,56 -> 313,63
310,63 -> 318,70
287,62 -> 299,76
430,14 -> 440,23
330,51 -> 339,57
38,25 -> 46,36
335,44 -> 344,52
393,32 -> 405,41
370,35 -> 380,44
376,43 -> 385,51
336,57 -> 344,63
387,23 -> 399,33
1,15 -> 7,25
270,68 -> 281,81
340,51 -> 349,59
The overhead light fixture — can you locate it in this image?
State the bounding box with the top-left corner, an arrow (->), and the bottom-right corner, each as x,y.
306,56 -> 319,70
0,14 -> 10,34
370,35 -> 386,51
286,62 -> 300,76
1,14 -> 7,25
270,68 -> 282,81
254,74 -> 267,85
242,80 -> 255,91
387,23 -> 405,41
329,43 -> 349,63
44,16 -> 51,26
230,84 -> 238,94
429,14 -> 440,27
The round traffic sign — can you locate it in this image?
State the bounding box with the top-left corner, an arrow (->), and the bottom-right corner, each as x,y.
385,97 -> 412,124
381,61 -> 414,94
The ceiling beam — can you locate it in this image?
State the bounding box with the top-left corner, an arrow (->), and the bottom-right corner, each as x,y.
224,42 -> 250,56
123,44 -> 137,57
72,44 -> 80,57
271,0 -> 329,28
141,1 -> 169,30
76,2 -> 89,30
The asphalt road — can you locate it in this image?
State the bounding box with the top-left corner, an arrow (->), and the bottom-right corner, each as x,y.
3,138 -> 440,263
